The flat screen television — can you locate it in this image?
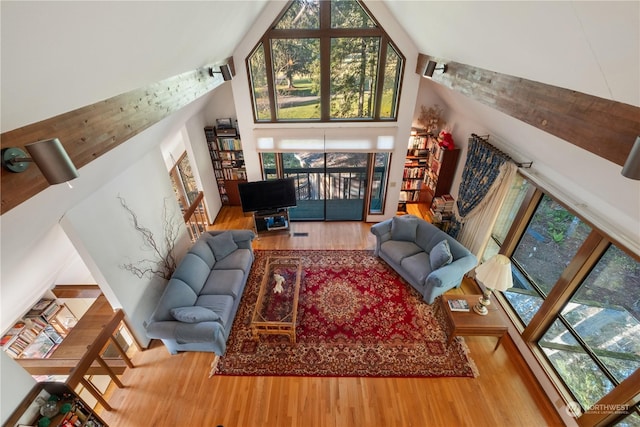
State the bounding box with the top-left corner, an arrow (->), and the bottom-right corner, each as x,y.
238,178 -> 297,213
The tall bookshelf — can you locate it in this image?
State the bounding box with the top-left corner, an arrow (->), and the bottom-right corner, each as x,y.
398,132 -> 430,212
204,124 -> 247,206
1,298 -> 76,359
420,135 -> 460,216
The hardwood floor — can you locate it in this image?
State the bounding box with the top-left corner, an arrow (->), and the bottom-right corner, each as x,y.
97,206 -> 564,426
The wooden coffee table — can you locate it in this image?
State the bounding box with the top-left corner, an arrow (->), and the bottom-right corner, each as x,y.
441,294 -> 508,351
251,257 -> 303,343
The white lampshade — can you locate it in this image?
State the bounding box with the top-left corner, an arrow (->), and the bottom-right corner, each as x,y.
475,254 -> 513,292
25,138 -> 79,184
621,136 -> 640,180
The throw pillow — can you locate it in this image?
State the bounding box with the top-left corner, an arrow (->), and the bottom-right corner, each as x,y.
391,216 -> 418,241
170,306 -> 220,323
430,239 -> 453,270
207,231 -> 238,260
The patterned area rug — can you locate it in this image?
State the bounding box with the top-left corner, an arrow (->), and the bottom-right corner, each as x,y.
215,250 -> 478,378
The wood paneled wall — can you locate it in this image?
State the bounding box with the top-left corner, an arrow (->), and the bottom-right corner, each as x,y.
417,53 -> 640,167
0,68 -> 221,214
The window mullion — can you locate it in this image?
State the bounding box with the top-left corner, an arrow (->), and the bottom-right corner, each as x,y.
372,37 -> 387,120
554,314 -> 621,387
320,36 -> 330,121
523,233 -> 609,342
262,38 -> 278,122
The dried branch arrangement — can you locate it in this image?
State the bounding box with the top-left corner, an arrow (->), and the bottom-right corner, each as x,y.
418,104 -> 446,134
118,196 -> 180,280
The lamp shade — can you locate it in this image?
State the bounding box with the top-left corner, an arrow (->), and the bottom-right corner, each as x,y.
475,254 -> 513,292
621,136 -> 640,180
25,138 -> 79,184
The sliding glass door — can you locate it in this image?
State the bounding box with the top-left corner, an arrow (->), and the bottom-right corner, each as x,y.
324,153 -> 368,220
267,152 -> 372,221
283,152 -> 325,220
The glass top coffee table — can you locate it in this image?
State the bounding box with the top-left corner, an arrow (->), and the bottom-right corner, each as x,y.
251,256 -> 303,343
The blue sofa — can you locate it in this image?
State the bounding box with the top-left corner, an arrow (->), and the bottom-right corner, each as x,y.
370,215 -> 477,304
146,229 -> 255,355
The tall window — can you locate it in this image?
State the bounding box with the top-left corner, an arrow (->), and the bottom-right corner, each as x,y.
247,0 -> 404,122
505,194 -> 592,326
539,244 -> 640,410
487,175 -> 640,423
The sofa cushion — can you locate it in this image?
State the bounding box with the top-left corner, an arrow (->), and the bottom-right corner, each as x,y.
213,248 -> 253,273
195,295 -> 235,328
201,269 -> 245,298
380,240 -> 423,265
170,306 -> 220,323
207,231 -> 238,260
174,321 -> 223,344
430,239 -> 453,270
401,251 -> 432,286
188,238 -> 216,268
391,216 -> 419,241
171,253 -> 211,295
150,279 -> 198,321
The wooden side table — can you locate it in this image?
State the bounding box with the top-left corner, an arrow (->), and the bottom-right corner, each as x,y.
441,294 -> 508,351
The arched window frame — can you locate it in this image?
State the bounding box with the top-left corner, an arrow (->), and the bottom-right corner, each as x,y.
246,0 -> 405,123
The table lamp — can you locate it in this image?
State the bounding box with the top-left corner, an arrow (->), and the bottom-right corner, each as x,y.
473,254 -> 513,315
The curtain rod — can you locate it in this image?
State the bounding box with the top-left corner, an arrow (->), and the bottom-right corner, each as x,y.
471,133 -> 533,168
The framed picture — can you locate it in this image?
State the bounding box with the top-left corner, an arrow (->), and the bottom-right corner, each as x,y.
216,118 -> 233,129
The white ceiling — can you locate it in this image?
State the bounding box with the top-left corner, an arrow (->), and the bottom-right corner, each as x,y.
2,1 -> 637,133
385,1 -> 638,106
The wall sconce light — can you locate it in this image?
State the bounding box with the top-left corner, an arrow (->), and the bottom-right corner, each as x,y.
621,136 -> 640,180
423,60 -> 447,78
1,138 -> 79,184
208,64 -> 233,81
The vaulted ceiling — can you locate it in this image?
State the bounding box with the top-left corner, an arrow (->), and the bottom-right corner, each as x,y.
1,1 -> 638,217
2,1 -> 637,134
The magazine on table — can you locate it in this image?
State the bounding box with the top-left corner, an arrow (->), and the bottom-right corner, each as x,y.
448,298 -> 470,312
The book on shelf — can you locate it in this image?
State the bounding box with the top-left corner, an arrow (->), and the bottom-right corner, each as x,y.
448,299 -> 470,312
1,321 -> 26,347
20,332 -> 56,359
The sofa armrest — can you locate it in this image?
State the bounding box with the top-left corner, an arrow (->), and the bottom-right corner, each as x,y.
370,219 -> 393,256
424,253 -> 478,303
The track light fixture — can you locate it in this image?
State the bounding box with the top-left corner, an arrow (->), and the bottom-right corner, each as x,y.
1,138 -> 79,185
423,60 -> 447,78
621,136 -> 640,180
208,64 -> 233,81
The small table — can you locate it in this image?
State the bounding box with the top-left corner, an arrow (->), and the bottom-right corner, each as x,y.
441,294 -> 508,351
251,257 -> 303,343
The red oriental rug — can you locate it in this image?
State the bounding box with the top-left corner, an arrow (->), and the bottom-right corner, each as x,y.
215,250 -> 478,378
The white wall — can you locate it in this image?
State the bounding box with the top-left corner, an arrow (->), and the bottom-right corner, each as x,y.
60,148 -> 192,346
1,351 -> 36,423
205,82 -> 238,125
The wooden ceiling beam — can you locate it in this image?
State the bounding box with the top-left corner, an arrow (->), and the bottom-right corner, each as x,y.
417,53 -> 640,167
0,68 -> 221,214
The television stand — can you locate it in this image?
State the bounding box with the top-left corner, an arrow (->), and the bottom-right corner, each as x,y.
253,208 -> 290,234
